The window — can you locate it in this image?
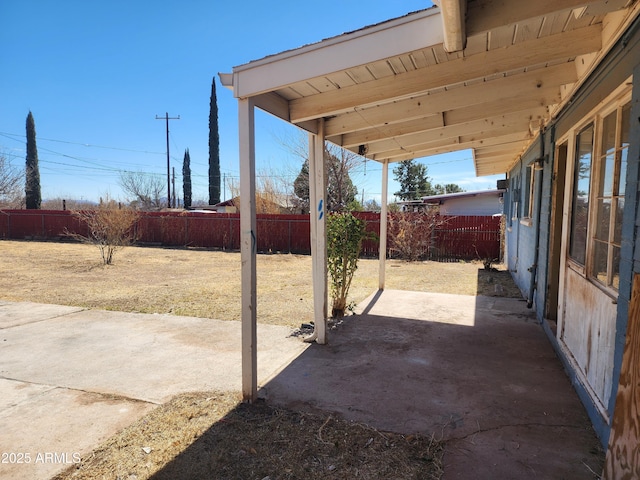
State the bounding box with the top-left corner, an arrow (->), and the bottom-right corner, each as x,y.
590,103 -> 630,290
510,174 -> 520,223
524,162 -> 535,220
569,124 -> 593,266
566,94 -> 630,292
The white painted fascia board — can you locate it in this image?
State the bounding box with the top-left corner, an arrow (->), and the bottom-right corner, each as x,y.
229,8 -> 443,99
218,73 -> 234,90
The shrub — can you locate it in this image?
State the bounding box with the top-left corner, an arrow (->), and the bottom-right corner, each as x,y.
388,211 -> 445,261
69,202 -> 139,265
327,212 -> 368,318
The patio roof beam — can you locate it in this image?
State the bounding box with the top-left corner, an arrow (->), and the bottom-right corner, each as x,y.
324,62 -> 577,140
466,0 -> 630,36
289,24 -> 601,122
474,153 -> 519,176
374,131 -> 529,163
434,0 -> 467,52
358,107 -> 548,156
369,123 -> 533,160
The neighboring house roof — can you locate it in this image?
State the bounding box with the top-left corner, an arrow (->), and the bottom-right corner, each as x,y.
422,189 -> 505,216
214,199 -> 236,208
220,1 -> 637,177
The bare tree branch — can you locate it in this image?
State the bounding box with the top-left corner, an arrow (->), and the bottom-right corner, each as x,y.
0,153 -> 24,208
118,171 -> 165,211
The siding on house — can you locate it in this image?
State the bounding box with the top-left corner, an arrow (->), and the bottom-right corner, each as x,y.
422,190 -> 504,216
505,16 -> 640,445
505,143 -> 541,300
439,194 -> 502,216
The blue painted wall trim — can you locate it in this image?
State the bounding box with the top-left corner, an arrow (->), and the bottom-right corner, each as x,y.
504,14 -> 640,446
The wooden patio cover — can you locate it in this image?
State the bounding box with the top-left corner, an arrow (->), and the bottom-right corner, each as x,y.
219,0 -> 636,401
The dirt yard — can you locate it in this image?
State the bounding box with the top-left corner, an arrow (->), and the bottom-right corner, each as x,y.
2,239 -> 522,479
0,240 -> 522,327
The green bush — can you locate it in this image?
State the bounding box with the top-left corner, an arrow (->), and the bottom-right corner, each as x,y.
327,212 -> 368,318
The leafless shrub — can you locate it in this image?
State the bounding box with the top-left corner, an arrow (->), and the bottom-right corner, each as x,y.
68,201 -> 139,265
0,153 -> 23,208
388,211 -> 446,261
226,173 -> 290,214
119,171 -> 165,211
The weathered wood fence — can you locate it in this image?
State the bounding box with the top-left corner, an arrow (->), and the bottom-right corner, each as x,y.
0,210 -> 501,260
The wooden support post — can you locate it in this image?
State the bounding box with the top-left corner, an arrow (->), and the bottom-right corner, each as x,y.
379,160 -> 389,290
603,274 -> 640,478
308,119 -> 328,344
239,97 -> 257,402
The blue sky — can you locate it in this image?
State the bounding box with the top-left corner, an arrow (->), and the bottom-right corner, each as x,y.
0,0 -> 503,205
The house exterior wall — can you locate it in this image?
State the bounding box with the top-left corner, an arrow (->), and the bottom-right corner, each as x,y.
439,194 -> 503,216
505,141 -> 541,298
505,15 -> 640,445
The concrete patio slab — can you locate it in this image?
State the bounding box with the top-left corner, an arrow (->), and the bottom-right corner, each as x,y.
0,291 -> 605,479
0,302 -> 84,329
262,289 -> 605,479
0,302 -> 308,480
0,381 -> 154,480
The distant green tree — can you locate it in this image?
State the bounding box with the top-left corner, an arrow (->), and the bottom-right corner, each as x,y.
182,148 -> 192,208
347,198 -> 363,212
293,147 -> 358,213
293,159 -> 310,213
434,183 -> 464,195
25,111 -> 41,209
392,160 -> 434,201
208,78 -> 220,205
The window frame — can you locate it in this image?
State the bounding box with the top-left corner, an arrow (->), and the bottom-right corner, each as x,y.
567,122 -> 594,269
563,86 -> 631,296
520,162 -> 535,226
588,101 -> 630,291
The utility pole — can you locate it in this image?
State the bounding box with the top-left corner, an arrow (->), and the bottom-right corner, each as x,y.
156,112 -> 180,208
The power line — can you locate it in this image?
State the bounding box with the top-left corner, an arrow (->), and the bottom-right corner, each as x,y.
0,131 -> 165,155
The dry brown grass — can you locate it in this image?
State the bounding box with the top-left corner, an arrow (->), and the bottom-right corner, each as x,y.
0,240 -> 521,327
53,391 -> 443,480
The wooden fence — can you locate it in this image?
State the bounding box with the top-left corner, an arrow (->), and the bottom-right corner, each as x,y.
0,210 -> 501,260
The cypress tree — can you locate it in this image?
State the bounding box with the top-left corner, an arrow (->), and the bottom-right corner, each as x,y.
208,77 -> 220,205
25,111 -> 41,209
182,148 -> 192,209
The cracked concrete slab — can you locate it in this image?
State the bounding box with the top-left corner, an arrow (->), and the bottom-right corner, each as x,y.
262,290 -> 604,479
0,301 -> 308,479
0,293 -> 605,479
0,302 -> 84,329
0,385 -> 154,480
0,307 -> 307,404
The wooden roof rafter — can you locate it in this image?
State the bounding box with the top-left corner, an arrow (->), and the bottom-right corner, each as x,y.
220,0 -> 637,176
